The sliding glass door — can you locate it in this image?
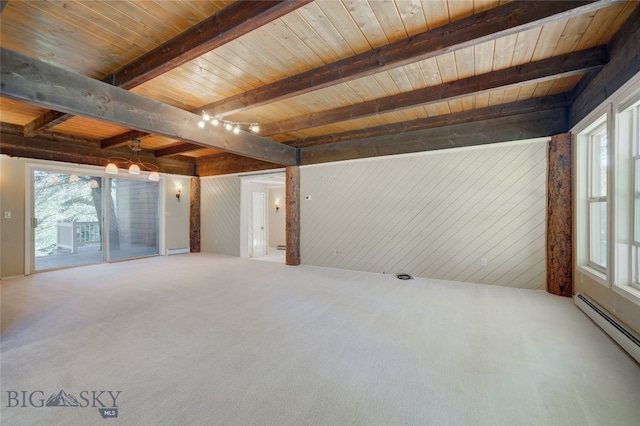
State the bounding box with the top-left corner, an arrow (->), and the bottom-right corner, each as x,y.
31,167 -> 160,272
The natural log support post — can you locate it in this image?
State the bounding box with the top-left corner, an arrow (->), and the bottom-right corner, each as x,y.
286,166 -> 300,265
547,133 -> 572,297
190,176 -> 201,253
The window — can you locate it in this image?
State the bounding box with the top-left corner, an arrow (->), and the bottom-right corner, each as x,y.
623,99 -> 640,290
576,72 -> 640,305
587,121 -> 608,271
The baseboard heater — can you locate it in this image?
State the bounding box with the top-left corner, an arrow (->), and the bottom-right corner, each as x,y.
574,293 -> 640,364
166,247 -> 189,256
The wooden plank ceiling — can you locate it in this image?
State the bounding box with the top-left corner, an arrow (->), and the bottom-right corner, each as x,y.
1,0 -> 639,176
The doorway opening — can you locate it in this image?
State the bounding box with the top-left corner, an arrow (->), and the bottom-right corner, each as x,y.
240,172 -> 286,263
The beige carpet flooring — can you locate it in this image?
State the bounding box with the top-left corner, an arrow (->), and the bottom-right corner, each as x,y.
1,253 -> 639,425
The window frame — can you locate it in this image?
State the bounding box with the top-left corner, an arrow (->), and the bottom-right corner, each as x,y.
586,121 -> 609,273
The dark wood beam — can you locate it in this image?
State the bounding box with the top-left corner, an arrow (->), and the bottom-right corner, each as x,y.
196,152 -> 281,177
547,133 -> 573,297
1,48 -> 298,166
1,121 -> 102,146
300,107 -> 569,165
202,0 -> 621,117
105,0 -> 311,90
155,142 -> 205,158
285,166 -> 301,266
0,0 -> 8,14
570,5 -> 640,127
289,94 -> 571,148
261,46 -> 607,136
0,132 -> 195,175
21,1 -> 312,138
22,110 -> 70,136
101,130 -> 150,150
190,177 -> 201,253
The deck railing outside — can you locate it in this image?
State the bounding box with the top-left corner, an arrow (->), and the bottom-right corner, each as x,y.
57,221 -> 101,253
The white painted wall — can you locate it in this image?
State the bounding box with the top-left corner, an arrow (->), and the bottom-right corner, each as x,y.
300,139 -> 548,289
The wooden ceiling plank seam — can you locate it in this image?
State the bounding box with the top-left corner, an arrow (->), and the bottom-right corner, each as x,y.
395,0 -> 428,37
259,45 -> 608,136
552,13 -> 597,56
297,2 -> 358,59
279,10 -> 342,65
367,0 -> 409,43
343,0 -> 389,48
316,0 -> 373,53
263,20 -> 326,70
203,0 -> 618,118
576,1 -> 636,50
474,39 -> 496,75
23,1 -> 146,69
0,48 -> 298,165
422,0 -> 450,30
531,19 -> 570,62
493,34 -> 517,71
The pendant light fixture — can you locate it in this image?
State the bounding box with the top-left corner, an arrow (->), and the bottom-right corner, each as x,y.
105,139 -> 160,181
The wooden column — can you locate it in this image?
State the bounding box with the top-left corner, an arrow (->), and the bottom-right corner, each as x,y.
190,176 -> 201,253
547,133 -> 572,297
286,166 -> 301,265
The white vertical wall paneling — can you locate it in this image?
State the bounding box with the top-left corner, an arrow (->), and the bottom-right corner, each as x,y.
300,140 -> 548,289
201,175 -> 241,256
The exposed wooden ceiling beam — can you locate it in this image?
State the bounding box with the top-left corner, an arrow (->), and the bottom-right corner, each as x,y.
155,142 -> 205,158
22,110 -> 71,137
196,152 -> 282,177
0,48 -> 298,166
2,121 -> 102,146
202,0 -> 622,118
0,132 -> 195,176
571,4 -> 640,127
104,0 -> 312,90
288,94 -> 571,148
300,108 -> 569,165
260,46 -> 607,136
101,130 -> 151,150
194,94 -> 572,176
20,0 -> 312,137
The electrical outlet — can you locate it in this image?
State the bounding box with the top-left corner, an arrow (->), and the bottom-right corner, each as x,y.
333,249 -> 339,255
4,211 -> 12,219
480,258 -> 487,267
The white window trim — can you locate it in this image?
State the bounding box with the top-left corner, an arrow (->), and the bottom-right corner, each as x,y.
575,110 -> 611,288
574,70 -> 640,306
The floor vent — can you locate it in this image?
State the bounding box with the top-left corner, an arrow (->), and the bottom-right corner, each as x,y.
575,293 -> 640,364
166,247 -> 189,256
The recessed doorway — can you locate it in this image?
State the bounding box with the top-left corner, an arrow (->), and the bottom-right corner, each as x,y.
240,172 -> 286,263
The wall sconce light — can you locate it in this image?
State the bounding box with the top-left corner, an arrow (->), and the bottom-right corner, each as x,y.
275,201 -> 279,213
176,184 -> 182,202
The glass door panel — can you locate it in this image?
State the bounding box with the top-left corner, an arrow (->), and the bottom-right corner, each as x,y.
108,178 -> 159,261
33,171 -> 105,271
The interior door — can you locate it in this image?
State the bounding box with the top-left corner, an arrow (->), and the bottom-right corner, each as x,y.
252,192 -> 266,257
